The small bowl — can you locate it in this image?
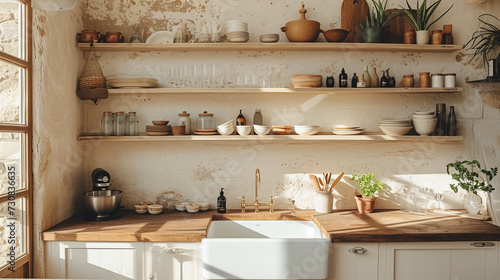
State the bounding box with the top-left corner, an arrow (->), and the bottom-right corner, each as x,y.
253,125 -> 272,135
147,204 -> 163,214
175,204 -> 186,211
321,29 -> 350,42
187,208 -> 199,214
379,125 -> 413,136
217,125 -> 235,135
236,125 -> 253,135
199,202 -> 210,211
219,120 -> 235,127
294,125 -> 321,135
171,125 -> 186,136
152,121 -> 169,125
412,118 -> 438,136
135,205 -> 148,214
139,201 -> 153,205
186,203 -> 200,211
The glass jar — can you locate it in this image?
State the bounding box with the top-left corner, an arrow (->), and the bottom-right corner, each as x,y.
197,111 -> 215,130
419,72 -> 431,88
125,113 -> 130,136
431,30 -> 443,45
178,111 -> 191,134
115,112 -> 126,136
128,112 -> 138,136
431,73 -> 444,88
402,74 -> 414,88
112,112 -> 117,135
101,111 -> 113,136
444,73 -> 456,88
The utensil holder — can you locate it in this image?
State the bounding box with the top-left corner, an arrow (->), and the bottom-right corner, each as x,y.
315,190 -> 333,213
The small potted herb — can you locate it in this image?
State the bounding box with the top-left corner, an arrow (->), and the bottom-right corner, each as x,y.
399,0 -> 454,44
446,160 -> 498,214
350,173 -> 384,213
358,0 -> 396,43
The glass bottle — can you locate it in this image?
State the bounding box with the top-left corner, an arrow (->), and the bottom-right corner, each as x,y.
236,109 -> 246,126
370,67 -> 379,87
115,112 -> 126,136
253,109 -> 263,125
326,76 -> 335,87
339,68 -> 348,88
363,66 -> 371,87
101,111 -> 113,136
178,111 -> 191,134
447,106 -> 457,136
351,73 -> 358,88
380,70 -> 388,87
112,112 -> 117,135
387,69 -> 396,87
128,112 -> 137,136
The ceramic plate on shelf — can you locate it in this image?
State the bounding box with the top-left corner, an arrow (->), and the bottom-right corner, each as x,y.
107,78 -> 158,88
332,128 -> 365,135
145,31 -> 174,44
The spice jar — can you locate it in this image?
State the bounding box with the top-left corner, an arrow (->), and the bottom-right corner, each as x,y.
101,111 -> 113,136
419,72 -> 431,88
404,29 -> 416,44
197,111 -> 215,130
431,73 -> 444,88
402,74 -> 415,88
178,111 -> 191,134
128,112 -> 138,136
115,112 -> 126,136
431,30 -> 443,45
444,73 -> 456,88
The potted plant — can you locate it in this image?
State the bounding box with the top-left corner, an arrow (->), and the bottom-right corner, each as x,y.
358,0 -> 395,43
399,0 -> 454,44
463,14 -> 500,70
350,173 -> 384,213
446,160 -> 498,215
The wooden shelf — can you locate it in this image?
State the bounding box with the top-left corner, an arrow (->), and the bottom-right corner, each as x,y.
467,76 -> 500,83
107,87 -> 462,95
78,133 -> 464,143
78,42 -> 462,53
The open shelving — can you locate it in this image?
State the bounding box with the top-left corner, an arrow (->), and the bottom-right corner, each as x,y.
78,42 -> 462,53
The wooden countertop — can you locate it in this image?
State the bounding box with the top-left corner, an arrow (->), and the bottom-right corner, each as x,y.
42,209 -> 500,243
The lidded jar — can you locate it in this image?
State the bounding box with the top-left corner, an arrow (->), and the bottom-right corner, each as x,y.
431,73 -> 444,88
419,72 -> 431,88
197,111 -> 215,130
403,74 -> 414,88
101,111 -> 113,136
178,111 -> 191,134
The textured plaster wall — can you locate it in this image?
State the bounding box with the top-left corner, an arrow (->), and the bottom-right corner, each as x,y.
78,0 -> 500,213
31,4 -> 84,277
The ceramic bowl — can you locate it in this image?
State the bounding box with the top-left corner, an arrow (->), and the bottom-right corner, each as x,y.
217,125 -> 235,135
413,111 -> 435,115
186,203 -> 200,211
253,125 -> 272,135
147,204 -> 163,215
152,120 -> 169,125
259,33 -> 279,43
321,29 -> 350,42
412,118 -> 438,136
199,202 -> 210,211
412,114 -> 436,119
236,125 -> 253,135
294,125 -> 321,135
175,203 -> 186,211
187,208 -> 200,214
379,125 -> 413,136
219,120 -> 235,127
135,204 -> 148,214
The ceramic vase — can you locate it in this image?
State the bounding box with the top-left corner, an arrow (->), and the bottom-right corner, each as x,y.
370,67 -> 379,87
363,66 -> 371,87
464,191 -> 482,215
362,27 -> 383,43
416,30 -> 430,45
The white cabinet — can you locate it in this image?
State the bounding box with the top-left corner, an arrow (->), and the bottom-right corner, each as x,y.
145,242 -> 203,280
383,242 -> 500,280
45,241 -> 144,279
330,243 -> 380,280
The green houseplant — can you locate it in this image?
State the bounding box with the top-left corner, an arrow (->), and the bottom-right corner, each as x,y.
358,0 -> 395,43
446,160 -> 498,214
399,0 -> 453,44
463,14 -> 500,68
351,173 -> 384,213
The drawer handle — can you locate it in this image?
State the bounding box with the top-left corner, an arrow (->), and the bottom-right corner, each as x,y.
167,247 -> 187,254
348,247 -> 367,254
471,242 -> 495,248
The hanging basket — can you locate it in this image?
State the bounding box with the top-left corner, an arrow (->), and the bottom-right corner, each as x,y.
78,51 -> 107,104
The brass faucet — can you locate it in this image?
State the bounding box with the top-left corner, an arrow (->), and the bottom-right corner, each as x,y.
239,168 -> 276,213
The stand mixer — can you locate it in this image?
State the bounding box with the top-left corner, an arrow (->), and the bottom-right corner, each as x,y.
83,168 -> 122,221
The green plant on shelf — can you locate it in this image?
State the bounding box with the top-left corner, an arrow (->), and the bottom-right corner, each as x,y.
464,14 -> 500,66
399,0 -> 453,31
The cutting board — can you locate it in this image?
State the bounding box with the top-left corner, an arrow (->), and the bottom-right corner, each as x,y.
383,9 -> 414,43
341,0 -> 368,42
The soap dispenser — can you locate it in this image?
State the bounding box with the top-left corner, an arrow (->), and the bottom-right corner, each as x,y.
217,188 -> 226,213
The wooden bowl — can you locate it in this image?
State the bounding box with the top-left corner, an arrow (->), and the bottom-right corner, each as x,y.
290,74 -> 323,88
321,29 -> 350,42
152,120 -> 169,125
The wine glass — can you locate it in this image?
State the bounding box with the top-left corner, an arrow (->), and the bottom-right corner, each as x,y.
433,189 -> 445,212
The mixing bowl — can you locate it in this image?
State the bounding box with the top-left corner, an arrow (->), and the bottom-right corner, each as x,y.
83,190 -> 122,218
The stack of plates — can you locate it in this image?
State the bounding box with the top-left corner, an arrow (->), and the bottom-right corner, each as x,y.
259,33 -> 279,43
378,118 -> 413,136
107,78 -> 158,88
332,125 -> 365,135
194,129 -> 218,135
227,31 -> 249,43
146,121 -> 171,136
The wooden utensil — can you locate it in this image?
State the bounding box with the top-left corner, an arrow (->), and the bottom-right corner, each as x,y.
309,174 -> 322,191
328,172 -> 344,192
318,177 -> 325,190
341,0 -> 368,42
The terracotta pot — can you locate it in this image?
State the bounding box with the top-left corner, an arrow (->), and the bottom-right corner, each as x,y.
281,3 -> 320,42
103,32 -> 124,43
78,30 -> 101,43
355,195 -> 376,214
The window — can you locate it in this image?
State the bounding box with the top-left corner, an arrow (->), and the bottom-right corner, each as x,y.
0,0 -> 32,277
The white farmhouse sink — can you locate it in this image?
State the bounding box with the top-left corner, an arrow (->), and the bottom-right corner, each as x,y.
202,220 -> 331,280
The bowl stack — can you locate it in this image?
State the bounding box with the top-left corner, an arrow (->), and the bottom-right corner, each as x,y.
146,121 -> 171,136
412,111 -> 438,136
332,125 -> 365,135
378,118 -> 413,136
217,120 -> 235,135
227,20 -> 249,43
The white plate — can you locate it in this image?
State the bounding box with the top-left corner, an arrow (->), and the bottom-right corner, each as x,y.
332,125 -> 361,130
146,31 -> 174,44
332,128 -> 365,135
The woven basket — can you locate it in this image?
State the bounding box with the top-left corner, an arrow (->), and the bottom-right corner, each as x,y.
79,76 -> 106,89
77,88 -> 109,103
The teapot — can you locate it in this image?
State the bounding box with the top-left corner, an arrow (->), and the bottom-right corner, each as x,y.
78,30 -> 101,43
103,32 -> 124,43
